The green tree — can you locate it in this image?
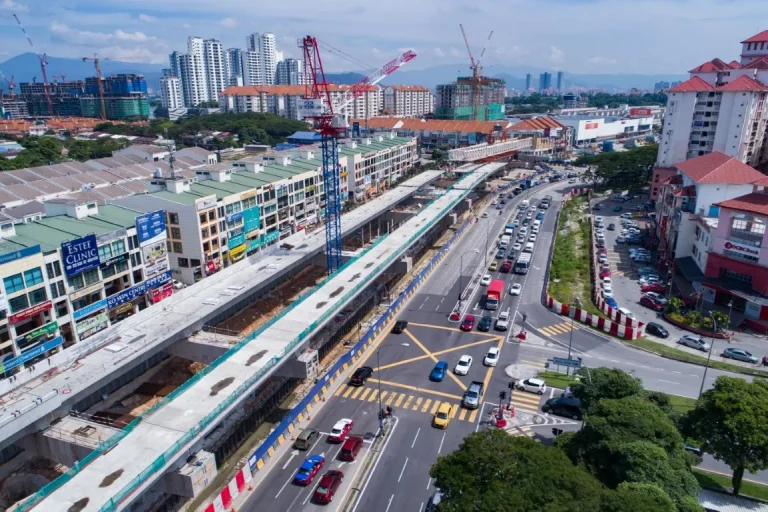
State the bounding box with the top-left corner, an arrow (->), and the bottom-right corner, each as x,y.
572,367 -> 644,413
666,297 -> 684,313
600,482 -> 677,512
67,140 -> 93,161
710,311 -> 729,330
430,430 -> 604,511
683,377 -> 768,495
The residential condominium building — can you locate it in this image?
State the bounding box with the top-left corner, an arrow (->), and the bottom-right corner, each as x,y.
203,39 -> 227,101
219,84 -> 382,120
382,85 -> 434,117
159,76 -> 184,109
657,29 -> 768,171
0,200 -> 173,377
276,58 -> 305,86
225,48 -> 244,87
247,32 -> 277,85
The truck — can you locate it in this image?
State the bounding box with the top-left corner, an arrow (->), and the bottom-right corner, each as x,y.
499,235 -> 511,249
515,252 -> 532,274
540,195 -> 553,209
463,381 -> 484,409
486,279 -> 504,310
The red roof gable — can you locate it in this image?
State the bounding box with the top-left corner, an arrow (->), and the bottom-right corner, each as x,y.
715,192 -> 768,216
676,151 -> 765,184
668,76 -> 715,92
730,60 -> 741,69
743,57 -> 768,70
742,30 -> 768,44
717,75 -> 768,92
510,116 -> 565,131
689,58 -> 732,73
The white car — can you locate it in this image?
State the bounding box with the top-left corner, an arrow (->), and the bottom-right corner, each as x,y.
510,283 -> 522,295
454,355 -> 473,376
495,310 -> 510,331
598,254 -> 608,264
483,347 -> 500,366
481,212 -> 489,218
480,274 -> 492,286
529,234 -> 537,243
595,216 -> 604,223
517,377 -> 547,395
532,226 -> 540,234
519,227 -> 528,236
172,280 -> 185,290
618,307 -> 635,319
513,243 -> 523,251
621,212 -> 633,219
603,283 -> 613,296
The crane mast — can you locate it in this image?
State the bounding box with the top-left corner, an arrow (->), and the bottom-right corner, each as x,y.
0,70 -> 15,99
13,13 -> 53,118
83,55 -> 108,120
459,24 -> 493,121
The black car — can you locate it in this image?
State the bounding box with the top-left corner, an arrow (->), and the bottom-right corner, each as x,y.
500,199 -> 507,204
507,249 -> 519,260
607,223 -> 616,231
542,396 -> 582,420
593,204 -> 602,211
477,316 -> 493,332
645,322 -> 669,338
349,366 -> 373,386
392,320 -> 408,334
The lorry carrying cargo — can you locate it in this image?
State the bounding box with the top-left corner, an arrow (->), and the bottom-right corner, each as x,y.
500,235 -> 511,249
515,252 -> 532,274
463,381 -> 485,409
486,279 -> 504,310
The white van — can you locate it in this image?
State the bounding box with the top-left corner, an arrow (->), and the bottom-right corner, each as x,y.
524,242 -> 534,253
499,235 -> 510,249
520,200 -> 530,209
532,220 -> 541,230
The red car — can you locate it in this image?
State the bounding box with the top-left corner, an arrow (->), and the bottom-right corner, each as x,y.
328,419 -> 354,443
641,282 -> 665,293
313,470 -> 344,504
599,267 -> 611,278
598,246 -> 608,255
640,296 -> 664,311
461,315 -> 475,331
339,436 -> 363,461
500,261 -> 512,273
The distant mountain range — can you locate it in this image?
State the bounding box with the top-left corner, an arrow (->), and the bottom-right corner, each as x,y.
1,52 -> 687,94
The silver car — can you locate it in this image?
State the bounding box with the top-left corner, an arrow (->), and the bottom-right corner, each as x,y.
678,335 -> 709,352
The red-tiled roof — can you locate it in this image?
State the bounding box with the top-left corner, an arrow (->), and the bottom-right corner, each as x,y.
220,84 -> 378,96
689,58 -> 732,73
668,76 -> 715,92
676,151 -> 766,184
718,75 -> 768,91
742,30 -> 768,44
672,185 -> 696,197
730,60 -> 742,69
715,192 -> 768,216
510,116 -> 565,131
388,85 -> 430,92
743,57 -> 768,69
350,117 -> 511,135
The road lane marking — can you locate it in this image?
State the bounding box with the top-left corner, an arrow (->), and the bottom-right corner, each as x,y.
659,379 -> 680,384
449,404 -> 458,418
549,388 -> 555,398
411,428 -> 420,449
395,393 -> 405,407
380,391 -> 388,403
351,386 -> 364,399
431,401 -> 440,414
335,385 -> 347,397
459,408 -> 468,421
386,393 -> 399,406
413,397 -> 423,411
275,469 -> 298,498
468,409 -> 478,423
422,399 -> 432,412
368,389 -> 379,402
438,432 -> 446,454
427,477 -> 432,490
350,418 -> 399,512
343,386 -> 354,398
375,337 -> 498,371
385,494 -> 395,512
359,388 -> 372,401
403,394 -> 414,409
480,335 -> 507,404
398,457 -> 409,483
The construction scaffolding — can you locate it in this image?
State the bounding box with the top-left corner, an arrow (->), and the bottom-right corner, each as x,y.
434,76 -> 506,121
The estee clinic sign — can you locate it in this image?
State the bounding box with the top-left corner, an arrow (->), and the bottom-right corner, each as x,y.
724,240 -> 761,257
61,234 -> 100,277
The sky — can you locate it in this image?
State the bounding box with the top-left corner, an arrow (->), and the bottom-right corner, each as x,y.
1,0 -> 768,75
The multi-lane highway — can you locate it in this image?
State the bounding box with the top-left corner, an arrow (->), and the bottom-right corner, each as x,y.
241,170 -> 765,511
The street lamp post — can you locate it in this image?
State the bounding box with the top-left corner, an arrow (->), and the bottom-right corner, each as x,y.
376,343 -> 409,431
458,249 -> 480,311
727,300 -> 734,335
698,311 -> 717,398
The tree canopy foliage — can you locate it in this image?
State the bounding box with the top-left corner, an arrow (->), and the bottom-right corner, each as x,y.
575,144 -> 658,191
504,93 -> 667,114
587,93 -> 668,108
95,113 -> 309,149
571,367 -> 645,413
0,135 -> 131,171
683,377 -> 768,495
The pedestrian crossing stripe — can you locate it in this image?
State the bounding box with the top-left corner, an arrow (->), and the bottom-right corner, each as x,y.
520,359 -> 547,368
351,387 -> 364,399
359,388 -> 372,401
422,398 -> 432,412
538,322 -> 580,337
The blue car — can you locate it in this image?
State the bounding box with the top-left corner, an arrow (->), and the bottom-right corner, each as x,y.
605,297 -> 618,309
430,361 -> 449,382
536,213 -> 544,221
294,454 -> 325,485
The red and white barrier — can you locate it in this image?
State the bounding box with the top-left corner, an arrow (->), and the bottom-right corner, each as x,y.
204,465 -> 252,512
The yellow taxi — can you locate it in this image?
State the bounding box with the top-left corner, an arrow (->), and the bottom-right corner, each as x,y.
489,261 -> 499,271
432,403 -> 452,429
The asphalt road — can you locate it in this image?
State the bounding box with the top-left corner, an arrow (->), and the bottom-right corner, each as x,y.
241,172 -> 768,511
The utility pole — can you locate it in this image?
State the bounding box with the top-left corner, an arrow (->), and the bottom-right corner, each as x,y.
698,311 -> 717,398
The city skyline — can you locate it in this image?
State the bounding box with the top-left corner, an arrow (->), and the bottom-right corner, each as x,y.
0,1 -> 766,74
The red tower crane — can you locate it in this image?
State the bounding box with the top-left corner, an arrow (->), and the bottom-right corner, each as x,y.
13,13 -> 53,117
299,36 -> 416,273
83,55 -> 108,120
459,24 -> 493,121
0,70 -> 16,99
53,75 -> 67,83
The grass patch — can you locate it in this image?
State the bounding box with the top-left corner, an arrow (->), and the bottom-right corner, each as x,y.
549,196 -> 592,306
538,370 -> 580,390
667,393 -> 697,415
626,337 -> 768,379
694,469 -> 768,501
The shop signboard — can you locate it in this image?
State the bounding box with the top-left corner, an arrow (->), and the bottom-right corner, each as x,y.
248,238 -> 261,252
111,300 -> 136,316
76,311 -> 109,340
229,244 -> 247,263
15,321 -> 58,351
144,259 -> 169,277
0,336 -> 63,373
136,210 -> 167,246
724,240 -> 760,257
196,196 -> 217,211
69,282 -> 103,301
227,211 -> 244,225
142,239 -> 168,266
228,233 -> 245,250
151,282 -> 173,304
9,300 -> 51,324
0,293 -> 7,313
261,231 -> 280,245
240,190 -> 257,201
244,206 -> 261,233
96,228 -> 127,246
99,253 -> 128,269
107,271 -> 172,309
629,108 -> 652,117
72,299 -> 107,321
0,245 -> 40,266
61,235 -> 100,277
745,301 -> 762,320
702,286 -> 716,303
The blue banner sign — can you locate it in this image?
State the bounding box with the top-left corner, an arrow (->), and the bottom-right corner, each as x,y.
72,299 -> 108,321
551,357 -> 582,368
107,271 -> 172,309
1,336 -> 63,373
227,211 -> 244,224
61,235 -> 100,277
136,210 -> 167,246
244,206 -> 261,233
0,245 -> 41,265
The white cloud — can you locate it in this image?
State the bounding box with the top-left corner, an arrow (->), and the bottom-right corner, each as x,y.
219,17 -> 237,28
50,22 -> 156,46
0,0 -> 28,13
449,47 -> 464,59
433,47 -> 445,58
182,23 -> 191,29
138,14 -> 158,23
99,46 -> 166,64
371,48 -> 382,55
549,46 -> 565,63
587,56 -> 618,65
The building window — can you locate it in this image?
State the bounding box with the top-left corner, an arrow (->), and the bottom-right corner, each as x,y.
171,227 -> 181,239
98,244 -> 113,261
67,268 -> 100,290
112,240 -> 126,255
199,213 -> 206,224
46,261 -> 62,279
178,257 -> 189,268
173,242 -> 183,253
169,213 -> 180,224
201,228 -> 209,238
55,301 -> 68,318
724,250 -> 759,264
23,268 -> 44,287
190,259 -> 201,267
3,273 -> 24,294
28,287 -> 47,306
50,283 -> 59,299
721,268 -> 753,284
208,211 -> 216,222
9,294 -> 29,313
130,252 -> 142,267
